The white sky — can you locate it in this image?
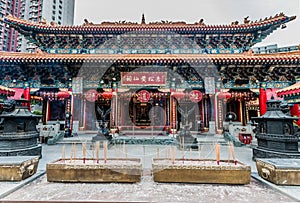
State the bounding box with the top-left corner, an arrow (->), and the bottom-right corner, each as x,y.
74,0 -> 300,47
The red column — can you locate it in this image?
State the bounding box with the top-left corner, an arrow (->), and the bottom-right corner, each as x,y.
290,104 -> 300,126
259,88 -> 267,115
23,87 -> 31,110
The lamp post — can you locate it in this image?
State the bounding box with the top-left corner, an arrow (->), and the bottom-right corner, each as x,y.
64,111 -> 72,137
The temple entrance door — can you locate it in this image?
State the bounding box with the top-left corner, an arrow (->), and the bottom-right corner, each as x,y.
132,102 -> 151,127
128,90 -> 168,130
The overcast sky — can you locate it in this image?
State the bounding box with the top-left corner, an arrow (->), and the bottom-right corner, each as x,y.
74,0 -> 299,47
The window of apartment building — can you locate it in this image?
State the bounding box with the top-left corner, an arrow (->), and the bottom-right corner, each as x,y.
59,0 -> 62,4
58,16 -> 61,20
52,16 -> 55,21
59,5 -> 62,9
53,5 -> 56,9
53,0 -> 56,4
58,21 -> 61,25
52,11 -> 55,15
59,10 -> 62,15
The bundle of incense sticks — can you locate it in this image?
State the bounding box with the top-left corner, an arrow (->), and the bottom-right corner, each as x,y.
181,137 -> 185,163
103,141 -> 108,164
215,143 -> 220,165
70,143 -> 76,163
95,141 -> 100,163
198,144 -> 201,161
82,142 -> 87,164
62,145 -> 65,163
73,143 -> 76,162
229,142 -> 237,165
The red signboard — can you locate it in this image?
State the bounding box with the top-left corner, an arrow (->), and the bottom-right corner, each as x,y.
137,90 -> 150,102
189,90 -> 202,103
121,72 -> 166,86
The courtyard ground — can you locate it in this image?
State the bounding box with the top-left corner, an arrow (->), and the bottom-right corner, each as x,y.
0,133 -> 299,202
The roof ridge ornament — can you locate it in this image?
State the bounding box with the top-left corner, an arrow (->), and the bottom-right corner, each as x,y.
243,49 -> 254,56
141,13 -> 146,25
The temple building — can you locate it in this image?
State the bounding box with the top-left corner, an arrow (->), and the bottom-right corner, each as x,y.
0,13 -> 299,136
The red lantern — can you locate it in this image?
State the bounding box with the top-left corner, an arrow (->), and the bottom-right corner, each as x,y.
102,91 -> 113,100
57,91 -> 70,99
189,90 -> 203,103
218,92 -> 231,100
137,90 -> 150,102
85,89 -> 98,102
172,91 -> 186,100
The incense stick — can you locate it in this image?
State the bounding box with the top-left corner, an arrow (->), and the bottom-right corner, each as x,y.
82,142 -> 86,164
182,137 -> 185,163
104,141 -> 108,164
198,144 -> 201,162
95,141 -> 100,163
62,145 -> 65,163
215,143 -> 220,165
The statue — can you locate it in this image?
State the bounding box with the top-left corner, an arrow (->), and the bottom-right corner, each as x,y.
177,105 -> 195,126
177,105 -> 198,149
94,106 -> 112,141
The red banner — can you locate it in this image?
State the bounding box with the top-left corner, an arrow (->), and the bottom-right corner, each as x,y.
121,72 -> 166,86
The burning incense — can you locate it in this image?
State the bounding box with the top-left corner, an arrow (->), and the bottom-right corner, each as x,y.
198,144 -> 201,161
70,143 -> 76,163
62,145 -> 65,163
215,143 -> 220,165
227,143 -> 231,165
103,141 -> 108,164
82,142 -> 87,164
95,141 -> 100,163
123,140 -> 126,158
181,137 -> 185,163
92,144 -> 95,163
73,143 -> 76,163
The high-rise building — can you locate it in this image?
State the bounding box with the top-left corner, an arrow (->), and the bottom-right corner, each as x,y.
0,0 -> 75,52
29,0 -> 74,25
0,0 -> 24,52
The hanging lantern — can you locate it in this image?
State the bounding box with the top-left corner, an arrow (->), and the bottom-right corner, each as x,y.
137,90 -> 150,102
85,89 -> 98,102
172,91 -> 186,100
102,91 -> 113,100
218,92 -> 231,100
57,91 -> 70,99
189,90 -> 203,103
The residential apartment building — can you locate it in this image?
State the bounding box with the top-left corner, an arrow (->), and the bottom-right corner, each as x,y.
0,0 -> 75,52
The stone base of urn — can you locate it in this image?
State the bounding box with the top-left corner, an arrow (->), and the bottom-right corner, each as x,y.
0,156 -> 39,181
256,158 -> 300,185
152,158 -> 251,185
46,158 -> 142,183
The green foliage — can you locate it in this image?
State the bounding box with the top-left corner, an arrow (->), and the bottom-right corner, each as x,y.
32,110 -> 42,115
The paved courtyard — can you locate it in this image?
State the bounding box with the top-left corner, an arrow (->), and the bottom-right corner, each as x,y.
0,134 -> 299,202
